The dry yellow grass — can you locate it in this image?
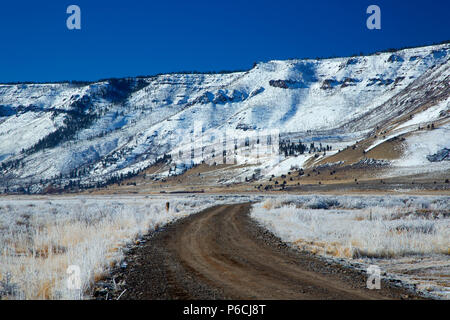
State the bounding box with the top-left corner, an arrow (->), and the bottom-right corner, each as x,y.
293,238 -> 356,259
262,200 -> 273,210
36,280 -> 54,300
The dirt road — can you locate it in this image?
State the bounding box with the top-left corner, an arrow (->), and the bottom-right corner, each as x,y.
100,203 -> 421,300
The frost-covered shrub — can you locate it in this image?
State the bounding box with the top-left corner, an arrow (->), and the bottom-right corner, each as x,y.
306,198 -> 340,209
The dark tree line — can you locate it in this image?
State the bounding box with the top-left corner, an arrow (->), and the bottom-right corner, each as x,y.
279,140 -> 332,156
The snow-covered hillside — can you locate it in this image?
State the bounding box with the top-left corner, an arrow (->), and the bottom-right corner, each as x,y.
1,43 -> 449,192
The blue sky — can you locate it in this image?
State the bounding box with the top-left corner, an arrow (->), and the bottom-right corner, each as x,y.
0,0 -> 448,82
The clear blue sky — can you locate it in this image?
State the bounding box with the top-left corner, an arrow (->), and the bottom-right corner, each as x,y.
0,0 -> 448,83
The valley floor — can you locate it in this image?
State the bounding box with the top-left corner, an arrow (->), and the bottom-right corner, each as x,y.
98,203 -> 423,300
0,192 -> 448,300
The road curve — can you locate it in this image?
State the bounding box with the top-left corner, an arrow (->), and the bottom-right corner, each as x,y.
105,203 -> 420,300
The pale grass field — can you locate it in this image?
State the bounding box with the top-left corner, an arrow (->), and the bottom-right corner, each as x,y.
0,194 -> 250,300
1,193 -> 448,299
251,195 -> 450,299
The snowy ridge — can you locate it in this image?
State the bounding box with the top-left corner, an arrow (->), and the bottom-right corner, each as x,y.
0,43 -> 449,192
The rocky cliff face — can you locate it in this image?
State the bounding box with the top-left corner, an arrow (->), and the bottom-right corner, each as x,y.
0,43 -> 449,192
